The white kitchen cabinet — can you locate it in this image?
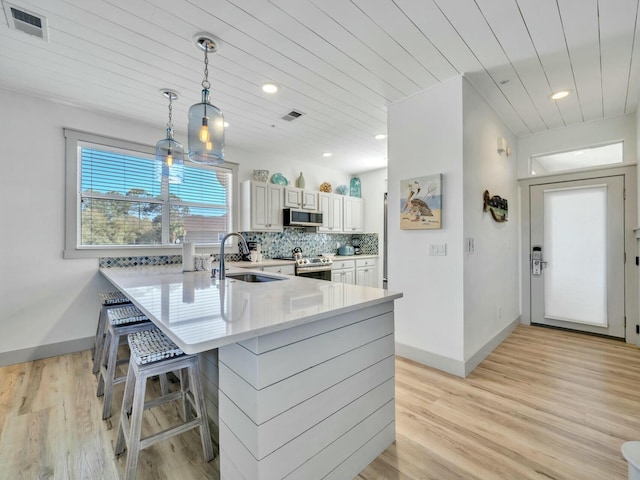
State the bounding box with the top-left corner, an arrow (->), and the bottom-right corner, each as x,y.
343,196 -> 364,233
262,264 -> 295,275
332,258 -> 355,284
318,192 -> 343,233
355,257 -> 378,288
241,181 -> 284,232
284,187 -> 318,211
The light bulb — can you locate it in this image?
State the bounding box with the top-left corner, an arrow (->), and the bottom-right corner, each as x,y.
199,117 -> 210,143
166,151 -> 173,167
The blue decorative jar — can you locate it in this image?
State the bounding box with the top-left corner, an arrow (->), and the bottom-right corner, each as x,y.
349,177 -> 361,197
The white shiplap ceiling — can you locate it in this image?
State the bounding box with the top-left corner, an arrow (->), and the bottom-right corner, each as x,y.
1,0 -> 638,174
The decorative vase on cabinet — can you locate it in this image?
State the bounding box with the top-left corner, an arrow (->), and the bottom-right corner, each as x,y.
296,172 -> 305,188
350,177 -> 361,197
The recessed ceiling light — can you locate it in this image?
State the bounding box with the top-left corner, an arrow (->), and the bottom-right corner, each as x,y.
374,134 -> 387,140
322,152 -> 332,157
550,90 -> 571,100
262,83 -> 279,93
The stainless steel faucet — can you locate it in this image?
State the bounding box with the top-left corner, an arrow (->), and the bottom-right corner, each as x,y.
218,232 -> 249,281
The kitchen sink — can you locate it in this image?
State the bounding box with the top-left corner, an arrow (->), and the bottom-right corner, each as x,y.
226,273 -> 286,283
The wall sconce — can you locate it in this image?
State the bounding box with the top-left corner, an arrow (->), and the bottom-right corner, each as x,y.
497,137 -> 512,157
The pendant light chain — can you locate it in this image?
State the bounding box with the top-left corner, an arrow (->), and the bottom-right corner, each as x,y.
202,48 -> 211,90
167,95 -> 174,129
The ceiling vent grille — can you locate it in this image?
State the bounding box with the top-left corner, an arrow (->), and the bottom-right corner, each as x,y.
3,2 -> 49,41
282,110 -> 304,121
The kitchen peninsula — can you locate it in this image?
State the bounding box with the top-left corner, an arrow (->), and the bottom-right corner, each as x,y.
101,265 -> 402,480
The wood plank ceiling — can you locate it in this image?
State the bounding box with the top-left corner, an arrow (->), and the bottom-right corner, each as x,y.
0,0 -> 638,174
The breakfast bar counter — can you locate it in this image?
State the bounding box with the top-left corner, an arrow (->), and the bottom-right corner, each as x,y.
100,265 -> 402,479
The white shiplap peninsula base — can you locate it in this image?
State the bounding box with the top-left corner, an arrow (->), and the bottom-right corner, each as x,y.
100,266 -> 401,479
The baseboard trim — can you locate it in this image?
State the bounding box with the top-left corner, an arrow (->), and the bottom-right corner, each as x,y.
395,316 -> 521,378
464,316 -> 521,376
0,336 -> 93,367
395,343 -> 466,377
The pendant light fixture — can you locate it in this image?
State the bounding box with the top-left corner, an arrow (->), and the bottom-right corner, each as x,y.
156,90 -> 184,183
188,35 -> 225,164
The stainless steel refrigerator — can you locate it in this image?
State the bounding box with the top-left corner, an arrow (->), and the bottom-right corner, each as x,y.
383,192 -> 388,289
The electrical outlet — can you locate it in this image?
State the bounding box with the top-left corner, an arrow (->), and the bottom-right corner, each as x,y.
468,238 -> 475,254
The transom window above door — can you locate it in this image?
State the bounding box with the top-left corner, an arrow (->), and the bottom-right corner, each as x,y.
530,141 -> 623,176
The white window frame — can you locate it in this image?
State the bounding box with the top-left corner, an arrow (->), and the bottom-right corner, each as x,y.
64,128 -> 239,259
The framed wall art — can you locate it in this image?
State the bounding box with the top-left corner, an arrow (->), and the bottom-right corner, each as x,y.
400,174 -> 442,230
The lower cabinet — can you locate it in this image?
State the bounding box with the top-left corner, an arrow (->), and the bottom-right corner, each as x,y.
332,257 -> 377,286
355,258 -> 378,288
262,264 -> 295,275
332,259 -> 355,284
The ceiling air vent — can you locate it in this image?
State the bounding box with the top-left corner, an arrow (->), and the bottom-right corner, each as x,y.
282,110 -> 304,121
2,2 -> 49,41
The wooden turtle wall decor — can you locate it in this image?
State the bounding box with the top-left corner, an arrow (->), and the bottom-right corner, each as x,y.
483,190 -> 508,222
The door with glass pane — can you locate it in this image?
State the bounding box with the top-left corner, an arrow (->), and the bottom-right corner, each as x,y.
530,176 -> 625,338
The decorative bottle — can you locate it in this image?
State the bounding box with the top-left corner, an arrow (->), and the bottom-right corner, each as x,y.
296,172 -> 305,188
350,177 -> 361,197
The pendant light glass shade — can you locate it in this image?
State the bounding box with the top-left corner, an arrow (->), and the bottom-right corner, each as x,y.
156,90 -> 184,183
156,128 -> 184,183
188,35 -> 225,165
187,88 -> 225,164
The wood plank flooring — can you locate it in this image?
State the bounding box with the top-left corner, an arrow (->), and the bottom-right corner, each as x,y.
1,325 -> 639,479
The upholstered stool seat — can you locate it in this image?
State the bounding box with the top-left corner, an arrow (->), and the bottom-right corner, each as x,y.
96,305 -> 159,420
92,291 -> 131,375
115,329 -> 214,480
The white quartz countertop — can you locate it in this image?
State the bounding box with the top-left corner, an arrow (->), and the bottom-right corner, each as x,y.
100,265 -> 401,354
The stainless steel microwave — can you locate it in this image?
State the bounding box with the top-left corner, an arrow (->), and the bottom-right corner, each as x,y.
283,208 -> 324,227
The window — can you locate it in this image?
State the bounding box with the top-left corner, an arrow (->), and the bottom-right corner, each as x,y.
530,141 -> 623,175
64,129 -> 238,258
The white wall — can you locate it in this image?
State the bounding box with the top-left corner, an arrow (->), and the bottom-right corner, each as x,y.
388,76 -> 465,364
462,79 -> 520,361
517,114 -> 637,178
359,168 -> 387,287
0,87 -> 351,362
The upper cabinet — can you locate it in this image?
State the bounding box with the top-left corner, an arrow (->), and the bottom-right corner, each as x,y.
284,187 -> 318,211
242,181 -> 365,233
318,192 -> 343,233
241,181 -> 284,232
343,196 -> 363,233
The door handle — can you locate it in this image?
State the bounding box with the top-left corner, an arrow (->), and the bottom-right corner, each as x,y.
532,245 -> 546,275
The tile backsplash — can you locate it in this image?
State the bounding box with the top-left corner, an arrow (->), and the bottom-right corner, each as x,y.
100,229 -> 378,268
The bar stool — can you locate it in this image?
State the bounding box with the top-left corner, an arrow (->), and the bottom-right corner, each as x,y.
92,291 -> 131,375
115,329 -> 214,480
97,305 -> 162,420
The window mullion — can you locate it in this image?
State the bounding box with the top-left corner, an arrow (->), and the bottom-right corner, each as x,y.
161,176 -> 170,244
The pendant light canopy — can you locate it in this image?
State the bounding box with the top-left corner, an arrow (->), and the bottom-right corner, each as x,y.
188,35 -> 225,165
156,90 -> 184,183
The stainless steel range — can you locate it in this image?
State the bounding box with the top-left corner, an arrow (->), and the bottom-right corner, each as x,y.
295,256 -> 333,281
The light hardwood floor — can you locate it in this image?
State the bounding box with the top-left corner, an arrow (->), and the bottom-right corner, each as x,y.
1,325 -> 639,479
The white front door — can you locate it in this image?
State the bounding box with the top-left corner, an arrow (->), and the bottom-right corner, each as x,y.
530,175 -> 626,338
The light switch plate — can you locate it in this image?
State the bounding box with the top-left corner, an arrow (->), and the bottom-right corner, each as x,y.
429,243 -> 447,256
